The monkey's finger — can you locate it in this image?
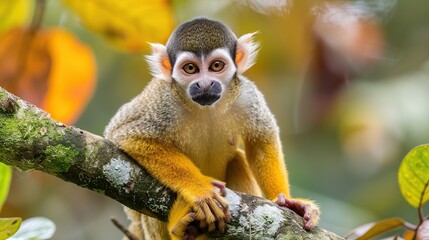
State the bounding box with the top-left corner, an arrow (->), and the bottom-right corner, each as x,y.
304,219 -> 313,231
276,193 -> 287,206
303,205 -> 312,221
211,180 -> 227,196
207,221 -> 216,232
207,198 -> 225,220
196,202 -> 208,228
213,193 -> 231,222
201,202 -> 216,225
213,193 -> 229,210
199,203 -> 216,231
284,198 -> 307,217
303,205 -> 319,230
217,218 -> 227,233
206,199 -> 227,232
192,204 -> 206,222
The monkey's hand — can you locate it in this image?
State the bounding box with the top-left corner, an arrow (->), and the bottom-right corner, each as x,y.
275,193 -> 320,230
171,179 -> 230,239
192,179 -> 230,232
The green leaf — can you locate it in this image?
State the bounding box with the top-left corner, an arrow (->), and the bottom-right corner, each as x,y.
345,218 -> 407,240
398,144 -> 429,208
9,217 -> 56,240
0,217 -> 22,239
0,162 -> 12,211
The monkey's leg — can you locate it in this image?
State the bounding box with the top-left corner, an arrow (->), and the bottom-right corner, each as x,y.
122,207 -> 144,240
123,205 -> 195,240
140,215 -> 170,240
225,149 -> 262,196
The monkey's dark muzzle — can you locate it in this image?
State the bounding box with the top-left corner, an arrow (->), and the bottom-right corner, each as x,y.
189,81 -> 222,106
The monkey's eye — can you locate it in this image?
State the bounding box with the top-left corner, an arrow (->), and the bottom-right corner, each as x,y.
209,61 -> 225,72
183,63 -> 199,74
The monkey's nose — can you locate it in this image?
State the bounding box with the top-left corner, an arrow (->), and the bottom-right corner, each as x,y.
189,80 -> 222,106
194,80 -> 216,89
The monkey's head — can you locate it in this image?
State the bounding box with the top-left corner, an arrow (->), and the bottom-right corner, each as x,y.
146,17 -> 258,107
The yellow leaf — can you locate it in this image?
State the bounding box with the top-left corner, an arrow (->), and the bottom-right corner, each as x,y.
62,0 -> 175,52
0,163 -> 11,212
0,218 -> 21,239
0,0 -> 32,34
398,144 -> 429,208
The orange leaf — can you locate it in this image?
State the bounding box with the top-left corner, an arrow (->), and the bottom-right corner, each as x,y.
345,218 -> 407,240
42,28 -> 96,124
0,27 -> 96,125
0,28 -> 51,107
62,0 -> 175,52
404,229 -> 415,240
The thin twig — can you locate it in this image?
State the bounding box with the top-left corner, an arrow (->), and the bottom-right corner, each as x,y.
13,0 -> 46,83
403,221 -> 417,231
29,0 -> 46,33
416,179 -> 429,232
111,217 -> 139,240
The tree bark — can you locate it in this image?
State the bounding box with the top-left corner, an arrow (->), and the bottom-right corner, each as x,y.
0,87 -> 343,239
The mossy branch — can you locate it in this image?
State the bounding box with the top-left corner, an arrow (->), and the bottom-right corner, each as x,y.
0,87 -> 343,239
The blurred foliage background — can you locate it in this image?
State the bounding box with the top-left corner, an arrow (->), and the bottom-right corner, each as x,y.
1,0 -> 429,239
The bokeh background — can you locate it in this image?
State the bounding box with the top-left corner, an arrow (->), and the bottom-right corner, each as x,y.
1,0 -> 429,239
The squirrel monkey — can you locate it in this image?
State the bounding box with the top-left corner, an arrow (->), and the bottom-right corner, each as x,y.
105,18 -> 320,240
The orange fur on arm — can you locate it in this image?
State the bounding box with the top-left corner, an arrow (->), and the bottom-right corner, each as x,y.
118,138 -> 213,200
245,138 -> 291,200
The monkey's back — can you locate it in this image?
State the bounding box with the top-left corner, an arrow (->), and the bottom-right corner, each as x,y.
104,79 -> 181,143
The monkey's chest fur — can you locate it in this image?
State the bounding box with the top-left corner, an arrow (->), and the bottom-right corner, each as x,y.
173,108 -> 243,181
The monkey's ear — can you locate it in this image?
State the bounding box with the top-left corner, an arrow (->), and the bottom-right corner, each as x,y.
235,32 -> 259,75
146,43 -> 172,81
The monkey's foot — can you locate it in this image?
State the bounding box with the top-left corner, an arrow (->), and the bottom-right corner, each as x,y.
275,193 -> 320,230
170,212 -> 199,240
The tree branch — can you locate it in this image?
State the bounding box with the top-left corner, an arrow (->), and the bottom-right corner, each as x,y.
0,87 -> 343,239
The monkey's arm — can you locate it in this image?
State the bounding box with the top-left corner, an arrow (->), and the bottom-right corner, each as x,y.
244,127 -> 320,230
241,82 -> 320,230
117,137 -> 230,231
244,135 -> 290,199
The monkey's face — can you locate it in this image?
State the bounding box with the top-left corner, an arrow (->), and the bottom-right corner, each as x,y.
146,19 -> 258,107
171,48 -> 236,106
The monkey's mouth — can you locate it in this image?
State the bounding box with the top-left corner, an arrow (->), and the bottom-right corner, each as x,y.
192,94 -> 221,106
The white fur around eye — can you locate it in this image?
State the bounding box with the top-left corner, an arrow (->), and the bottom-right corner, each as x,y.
172,52 -> 201,78
206,49 -> 236,79
175,52 -> 199,69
